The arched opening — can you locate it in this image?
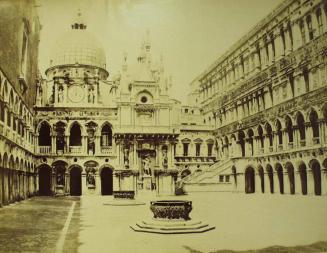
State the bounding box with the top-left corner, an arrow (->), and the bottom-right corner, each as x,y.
299,163 -> 307,195
38,165 -> 52,196
275,163 -> 284,194
266,164 -> 274,193
257,125 -> 264,152
258,166 -> 264,193
247,129 -> 254,156
309,159 -> 321,196
285,162 -> 295,194
101,167 -> 113,195
309,109 -> 320,144
285,116 -> 293,145
296,112 -> 306,146
55,122 -> 66,153
38,122 -> 51,148
276,120 -> 283,147
245,167 -> 255,194
69,123 -> 82,146
238,131 -> 245,157
70,167 -> 82,196
101,124 -> 112,147
181,169 -> 191,179
265,123 -> 273,149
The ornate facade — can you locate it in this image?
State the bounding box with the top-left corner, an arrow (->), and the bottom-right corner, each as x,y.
0,0 -> 40,206
33,13 -> 214,197
183,0 -> 327,196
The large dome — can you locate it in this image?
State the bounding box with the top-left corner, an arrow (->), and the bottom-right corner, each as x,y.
49,28 -> 107,70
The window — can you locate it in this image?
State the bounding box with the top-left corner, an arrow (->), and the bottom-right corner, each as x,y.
280,27 -> 286,53
21,24 -> 28,78
306,15 -> 314,40
225,175 -> 230,183
299,20 -> 306,45
219,175 -> 224,182
195,143 -> 201,156
316,8 -> 323,35
303,68 -> 310,92
101,124 -> 112,146
183,143 -> 189,156
207,143 -> 213,157
141,96 -> 147,103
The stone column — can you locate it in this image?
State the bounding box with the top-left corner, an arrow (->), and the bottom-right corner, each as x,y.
51,135 -> 56,154
255,173 -> 262,194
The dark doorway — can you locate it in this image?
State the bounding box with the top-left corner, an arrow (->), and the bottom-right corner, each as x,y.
101,167 -> 113,195
70,167 -> 82,196
286,163 -> 295,195
266,165 -> 274,193
310,160 -> 321,196
299,163 -> 307,195
276,164 -> 284,194
245,167 -> 255,194
39,166 -> 52,196
258,166 -> 265,193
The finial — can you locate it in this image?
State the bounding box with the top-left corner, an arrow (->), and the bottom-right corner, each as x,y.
71,8 -> 87,30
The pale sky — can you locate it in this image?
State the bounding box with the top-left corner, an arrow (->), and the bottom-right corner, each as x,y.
38,0 -> 283,103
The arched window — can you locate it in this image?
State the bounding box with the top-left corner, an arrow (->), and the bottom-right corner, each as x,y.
276,120 -> 283,146
247,129 -> 254,156
38,122 -> 51,146
306,15 -> 314,40
70,123 -> 82,146
238,131 -> 245,157
285,116 -> 293,144
258,125 -> 264,149
265,123 -> 273,147
309,110 -> 319,143
296,112 -> 306,144
316,8 -> 323,35
101,124 -> 112,147
299,19 -> 306,45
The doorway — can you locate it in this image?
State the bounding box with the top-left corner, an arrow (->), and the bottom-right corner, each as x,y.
101,167 -> 113,195
70,167 -> 82,196
39,166 -> 52,196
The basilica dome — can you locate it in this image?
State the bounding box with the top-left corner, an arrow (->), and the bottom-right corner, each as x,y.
48,21 -> 107,71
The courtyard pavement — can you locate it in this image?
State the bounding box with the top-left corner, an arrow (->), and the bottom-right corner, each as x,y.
0,192 -> 327,253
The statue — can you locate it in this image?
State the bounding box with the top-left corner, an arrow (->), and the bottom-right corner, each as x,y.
86,168 -> 96,186
56,167 -> 65,186
162,146 -> 168,169
143,157 -> 151,175
58,86 -> 64,103
123,146 -> 129,168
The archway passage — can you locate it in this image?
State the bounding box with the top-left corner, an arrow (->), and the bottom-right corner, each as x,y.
299,163 -> 307,195
286,163 -> 295,195
258,166 -> 265,193
101,167 -> 113,195
310,160 -> 321,196
266,165 -> 274,193
39,166 -> 52,196
70,167 -> 82,196
276,164 -> 284,194
245,167 -> 255,194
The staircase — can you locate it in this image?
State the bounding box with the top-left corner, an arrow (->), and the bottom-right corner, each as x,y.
178,159 -> 234,193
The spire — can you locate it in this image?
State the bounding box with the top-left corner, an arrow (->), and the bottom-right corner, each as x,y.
145,30 -> 151,52
71,9 -> 87,30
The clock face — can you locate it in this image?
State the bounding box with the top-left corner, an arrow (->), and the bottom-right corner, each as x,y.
68,85 -> 85,103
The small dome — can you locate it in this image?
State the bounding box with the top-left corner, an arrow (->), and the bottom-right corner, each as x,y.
49,28 -> 106,70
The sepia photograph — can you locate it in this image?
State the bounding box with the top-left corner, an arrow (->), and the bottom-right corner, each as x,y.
0,0 -> 327,252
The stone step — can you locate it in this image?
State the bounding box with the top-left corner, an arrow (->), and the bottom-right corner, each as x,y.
130,220 -> 215,234
130,223 -> 215,234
